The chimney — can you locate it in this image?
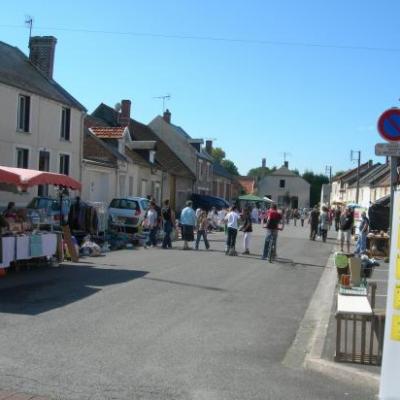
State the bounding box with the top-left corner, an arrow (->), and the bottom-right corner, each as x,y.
118,100 -> 131,126
163,109 -> 171,124
262,158 -> 266,168
205,140 -> 213,155
284,161 -> 289,168
29,36 -> 57,79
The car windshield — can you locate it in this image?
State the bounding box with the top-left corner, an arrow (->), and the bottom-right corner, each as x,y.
140,199 -> 149,210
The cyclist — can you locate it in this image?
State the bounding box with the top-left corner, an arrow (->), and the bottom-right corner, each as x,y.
262,204 -> 283,260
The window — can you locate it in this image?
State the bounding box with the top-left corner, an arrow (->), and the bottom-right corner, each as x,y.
38,150 -> 50,196
61,107 -> 71,140
17,95 -> 30,132
279,179 -> 286,188
16,147 -> 29,168
59,154 -> 70,175
128,176 -> 134,196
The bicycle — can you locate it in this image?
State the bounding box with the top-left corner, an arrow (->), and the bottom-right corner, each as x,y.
265,231 -> 277,263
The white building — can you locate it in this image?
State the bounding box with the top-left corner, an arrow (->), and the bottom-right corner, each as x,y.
0,37 -> 86,206
257,162 -> 310,209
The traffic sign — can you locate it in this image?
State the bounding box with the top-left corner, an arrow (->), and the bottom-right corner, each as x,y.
375,142 -> 400,157
378,108 -> 400,142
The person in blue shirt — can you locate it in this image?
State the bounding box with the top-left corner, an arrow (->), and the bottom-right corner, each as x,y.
180,200 -> 196,250
355,211 -> 369,255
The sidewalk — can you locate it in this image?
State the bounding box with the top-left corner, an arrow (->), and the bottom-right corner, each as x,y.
302,241 -> 389,389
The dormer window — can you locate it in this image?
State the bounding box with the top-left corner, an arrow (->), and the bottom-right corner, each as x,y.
149,150 -> 156,164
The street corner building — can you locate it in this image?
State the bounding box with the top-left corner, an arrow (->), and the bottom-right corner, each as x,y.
0,36 -> 86,206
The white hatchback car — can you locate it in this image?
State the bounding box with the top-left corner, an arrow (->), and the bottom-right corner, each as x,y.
108,197 -> 150,232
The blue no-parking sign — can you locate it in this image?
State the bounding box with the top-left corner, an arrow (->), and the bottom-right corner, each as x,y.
378,108 -> 400,142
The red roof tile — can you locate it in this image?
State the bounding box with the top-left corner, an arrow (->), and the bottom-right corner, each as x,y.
90,126 -> 126,139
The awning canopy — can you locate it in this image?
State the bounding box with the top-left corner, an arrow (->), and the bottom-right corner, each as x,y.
0,166 -> 81,191
238,194 -> 272,202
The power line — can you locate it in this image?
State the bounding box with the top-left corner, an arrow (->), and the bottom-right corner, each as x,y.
1,23 -> 399,53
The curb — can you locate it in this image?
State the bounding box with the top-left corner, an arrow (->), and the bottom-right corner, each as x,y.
283,248 -> 380,390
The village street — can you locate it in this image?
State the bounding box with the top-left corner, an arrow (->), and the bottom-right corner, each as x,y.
0,225 -> 377,400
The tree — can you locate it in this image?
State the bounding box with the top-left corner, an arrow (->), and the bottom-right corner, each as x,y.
247,166 -> 277,181
211,147 -> 226,164
302,171 -> 329,207
333,170 -> 345,179
221,159 -> 239,176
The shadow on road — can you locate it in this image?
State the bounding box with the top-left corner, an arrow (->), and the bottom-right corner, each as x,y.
0,264 -> 148,315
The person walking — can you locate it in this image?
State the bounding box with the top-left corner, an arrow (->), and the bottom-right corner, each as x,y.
355,211 -> 369,255
300,208 -> 307,227
339,207 -> 354,253
334,207 -> 341,232
262,204 -> 282,260
224,206 -> 240,256
161,199 -> 174,249
293,208 -> 299,226
251,206 -> 259,224
319,206 -> 329,242
240,208 -> 253,255
195,210 -> 210,250
146,201 -> 159,247
309,205 -> 320,240
180,200 -> 196,250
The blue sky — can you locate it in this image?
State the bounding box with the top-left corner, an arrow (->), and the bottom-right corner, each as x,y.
1,0 -> 399,176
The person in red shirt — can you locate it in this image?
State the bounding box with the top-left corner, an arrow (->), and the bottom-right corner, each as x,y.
262,204 -> 283,260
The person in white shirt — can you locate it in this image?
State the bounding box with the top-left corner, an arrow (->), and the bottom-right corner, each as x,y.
251,206 -> 259,224
217,208 -> 227,228
224,205 -> 239,256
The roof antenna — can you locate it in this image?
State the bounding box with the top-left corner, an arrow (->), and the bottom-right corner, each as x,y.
153,94 -> 171,112
25,15 -> 33,47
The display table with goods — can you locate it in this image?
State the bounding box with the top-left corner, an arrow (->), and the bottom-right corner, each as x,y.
0,166 -> 81,275
367,231 -> 390,258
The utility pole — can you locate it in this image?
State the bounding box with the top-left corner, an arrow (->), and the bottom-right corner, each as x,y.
350,150 -> 361,204
325,165 -> 332,207
325,165 -> 332,183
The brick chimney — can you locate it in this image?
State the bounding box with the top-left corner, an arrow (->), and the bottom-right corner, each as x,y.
262,158 -> 266,168
205,140 -> 213,155
163,109 -> 171,124
284,161 -> 289,168
118,100 -> 131,126
29,36 -> 57,79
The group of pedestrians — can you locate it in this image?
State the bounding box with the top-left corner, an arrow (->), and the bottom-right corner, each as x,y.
306,204 -> 370,255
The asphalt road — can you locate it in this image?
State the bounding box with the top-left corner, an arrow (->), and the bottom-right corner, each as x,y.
0,224 -> 377,400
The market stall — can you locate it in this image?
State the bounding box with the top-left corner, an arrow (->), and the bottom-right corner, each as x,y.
0,166 -> 81,274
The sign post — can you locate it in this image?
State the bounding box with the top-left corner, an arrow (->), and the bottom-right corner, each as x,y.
378,108 -> 400,399
379,191 -> 400,399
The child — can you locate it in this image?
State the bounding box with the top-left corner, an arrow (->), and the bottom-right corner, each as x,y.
239,208 -> 253,254
195,211 -> 210,250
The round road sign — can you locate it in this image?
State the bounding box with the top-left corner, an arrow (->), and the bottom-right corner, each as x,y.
377,108 -> 400,142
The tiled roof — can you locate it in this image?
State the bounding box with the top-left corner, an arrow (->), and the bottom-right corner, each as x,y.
91,104 -> 195,179
89,126 -> 126,139
0,41 -> 86,111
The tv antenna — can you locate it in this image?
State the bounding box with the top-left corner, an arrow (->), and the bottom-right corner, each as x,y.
25,15 -> 33,45
153,94 -> 171,112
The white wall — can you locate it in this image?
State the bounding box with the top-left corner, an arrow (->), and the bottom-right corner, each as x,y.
81,162 -> 116,205
0,82 -> 84,206
257,175 -> 310,208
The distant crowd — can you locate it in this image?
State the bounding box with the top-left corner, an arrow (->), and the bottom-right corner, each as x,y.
142,198 -> 369,260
